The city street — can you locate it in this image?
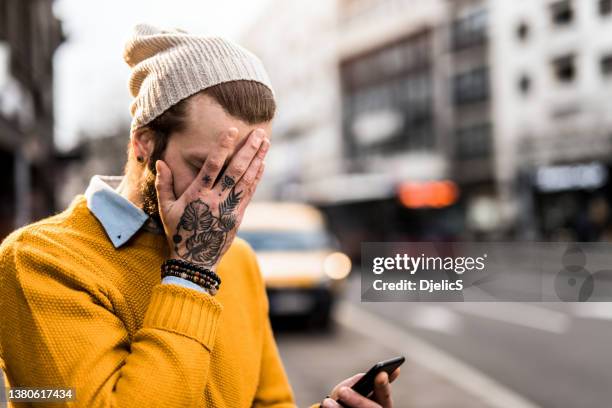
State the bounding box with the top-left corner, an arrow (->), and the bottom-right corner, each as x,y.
4,1 -> 612,408
275,273 -> 612,408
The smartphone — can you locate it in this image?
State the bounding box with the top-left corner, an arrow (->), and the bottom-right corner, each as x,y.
337,356 -> 405,406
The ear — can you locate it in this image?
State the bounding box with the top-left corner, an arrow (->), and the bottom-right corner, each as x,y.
130,127 -> 156,163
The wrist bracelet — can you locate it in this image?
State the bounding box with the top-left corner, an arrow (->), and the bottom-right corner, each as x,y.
162,268 -> 220,292
161,259 -> 221,294
164,258 -> 221,285
162,269 -> 219,295
161,265 -> 220,288
162,260 -> 221,285
162,262 -> 220,282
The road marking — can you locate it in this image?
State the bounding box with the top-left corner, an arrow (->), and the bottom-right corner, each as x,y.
335,301 -> 541,408
451,303 -> 571,334
570,303 -> 612,320
407,305 -> 463,335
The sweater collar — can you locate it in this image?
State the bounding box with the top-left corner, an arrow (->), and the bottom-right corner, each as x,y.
84,175 -> 163,248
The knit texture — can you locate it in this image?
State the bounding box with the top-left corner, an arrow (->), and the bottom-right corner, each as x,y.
0,194 -> 298,407
124,23 -> 275,132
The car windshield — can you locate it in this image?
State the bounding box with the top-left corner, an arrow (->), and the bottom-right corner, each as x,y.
237,230 -> 332,251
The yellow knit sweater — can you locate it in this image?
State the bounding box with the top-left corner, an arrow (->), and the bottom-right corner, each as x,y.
0,194 -> 310,408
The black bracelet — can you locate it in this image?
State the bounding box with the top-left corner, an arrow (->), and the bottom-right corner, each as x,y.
161,263 -> 221,284
161,264 -> 220,288
161,259 -> 221,294
162,267 -> 219,286
162,266 -> 220,289
162,269 -> 219,295
163,259 -> 221,285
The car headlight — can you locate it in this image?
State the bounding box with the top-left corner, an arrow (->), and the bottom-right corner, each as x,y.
323,252 -> 352,280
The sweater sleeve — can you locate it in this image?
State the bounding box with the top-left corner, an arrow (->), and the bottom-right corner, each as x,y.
0,237 -> 222,408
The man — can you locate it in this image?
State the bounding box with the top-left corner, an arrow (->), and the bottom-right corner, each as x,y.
0,24 -> 399,407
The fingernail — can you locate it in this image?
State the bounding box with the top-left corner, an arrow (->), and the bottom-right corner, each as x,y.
261,139 -> 270,152
321,398 -> 333,408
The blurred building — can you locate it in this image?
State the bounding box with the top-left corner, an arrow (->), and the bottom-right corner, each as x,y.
242,0 -> 343,201
332,0 -> 467,253
0,0 -> 64,238
55,129 -> 130,211
444,0 -> 500,238
245,0 -> 612,249
488,0 -> 612,240
244,0 -> 467,257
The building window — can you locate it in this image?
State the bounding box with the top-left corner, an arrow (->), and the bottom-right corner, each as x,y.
552,54 -> 576,83
341,30 -> 431,90
451,9 -> 488,50
600,54 -> 612,76
455,124 -> 492,160
550,0 -> 573,26
518,74 -> 532,94
452,67 -> 489,105
516,21 -> 530,41
600,0 -> 612,16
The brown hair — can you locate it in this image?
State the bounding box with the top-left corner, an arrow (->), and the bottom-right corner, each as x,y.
125,80 -> 276,175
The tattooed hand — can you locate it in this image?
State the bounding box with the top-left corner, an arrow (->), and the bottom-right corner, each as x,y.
154,127 -> 269,271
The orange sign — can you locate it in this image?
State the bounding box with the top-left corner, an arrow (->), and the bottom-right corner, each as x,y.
397,181 -> 459,208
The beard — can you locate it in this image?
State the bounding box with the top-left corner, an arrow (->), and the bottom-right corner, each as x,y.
140,164 -> 164,229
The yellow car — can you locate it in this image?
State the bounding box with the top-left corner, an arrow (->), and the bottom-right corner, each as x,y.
238,202 -> 351,329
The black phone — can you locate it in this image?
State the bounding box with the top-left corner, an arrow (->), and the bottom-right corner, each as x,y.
337,356 -> 405,406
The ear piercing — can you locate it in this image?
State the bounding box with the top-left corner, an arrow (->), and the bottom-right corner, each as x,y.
137,155 -> 144,163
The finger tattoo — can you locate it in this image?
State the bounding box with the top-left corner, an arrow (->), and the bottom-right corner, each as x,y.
221,175 -> 235,192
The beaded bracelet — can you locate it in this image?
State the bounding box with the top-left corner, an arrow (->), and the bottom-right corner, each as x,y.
162,262 -> 221,284
162,269 -> 219,295
161,259 -> 221,295
162,267 -> 220,292
161,264 -> 220,288
163,269 -> 219,296
164,258 -> 221,285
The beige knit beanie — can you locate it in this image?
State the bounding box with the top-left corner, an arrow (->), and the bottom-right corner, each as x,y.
123,23 -> 274,132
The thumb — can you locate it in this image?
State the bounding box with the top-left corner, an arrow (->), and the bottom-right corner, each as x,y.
155,159 -> 176,208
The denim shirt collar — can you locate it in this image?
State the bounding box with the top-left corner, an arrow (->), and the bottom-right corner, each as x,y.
84,175 -> 162,248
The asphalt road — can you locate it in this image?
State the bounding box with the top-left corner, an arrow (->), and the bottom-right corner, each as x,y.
317,271 -> 612,408
274,316 -> 492,408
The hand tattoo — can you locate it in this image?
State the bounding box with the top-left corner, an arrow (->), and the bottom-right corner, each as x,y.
173,187 -> 243,267
221,175 -> 235,192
